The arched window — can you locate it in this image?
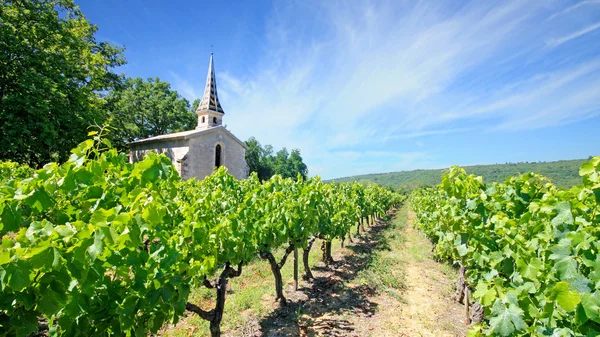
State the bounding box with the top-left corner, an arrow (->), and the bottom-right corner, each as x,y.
215,144 -> 222,168
201,116 -> 205,123
213,117 -> 217,124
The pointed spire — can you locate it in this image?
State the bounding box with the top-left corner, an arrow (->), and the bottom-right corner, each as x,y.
196,53 -> 225,114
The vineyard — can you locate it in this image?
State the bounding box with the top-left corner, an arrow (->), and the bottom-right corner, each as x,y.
0,133 -> 403,337
1,0 -> 598,336
410,157 -> 600,336
2,133 -> 598,337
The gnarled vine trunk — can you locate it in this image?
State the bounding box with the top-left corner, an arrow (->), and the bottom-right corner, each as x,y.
303,237 -> 316,280
260,244 -> 295,305
293,247 -> 298,291
186,263 -> 242,337
471,300 -> 484,324
321,240 -> 333,266
455,265 -> 467,304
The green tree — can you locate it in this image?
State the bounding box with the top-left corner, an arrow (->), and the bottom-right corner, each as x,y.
273,148 -> 290,177
288,149 -> 308,180
191,98 -> 201,112
245,137 -> 262,177
244,137 -> 308,180
0,0 -> 125,167
244,137 -> 273,181
272,148 -> 309,179
104,77 -> 196,150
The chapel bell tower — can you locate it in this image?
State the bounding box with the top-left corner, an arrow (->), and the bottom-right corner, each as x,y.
196,53 -> 225,130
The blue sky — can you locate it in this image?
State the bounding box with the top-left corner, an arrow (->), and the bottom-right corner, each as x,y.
78,0 -> 600,179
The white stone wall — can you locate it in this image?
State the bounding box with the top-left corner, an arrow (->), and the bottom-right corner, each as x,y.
196,111 -> 224,130
185,129 -> 248,180
129,140 -> 189,176
129,129 -> 248,180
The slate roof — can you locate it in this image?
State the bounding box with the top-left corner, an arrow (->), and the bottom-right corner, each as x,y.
196,53 -> 225,114
129,126 -> 247,149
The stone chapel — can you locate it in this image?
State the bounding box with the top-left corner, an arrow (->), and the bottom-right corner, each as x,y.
129,53 -> 249,180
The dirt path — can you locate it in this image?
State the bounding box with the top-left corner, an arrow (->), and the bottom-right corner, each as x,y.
368,206 -> 469,337
162,203 -> 468,336
233,203 -> 468,337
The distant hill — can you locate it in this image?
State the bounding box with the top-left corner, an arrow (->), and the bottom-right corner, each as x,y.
330,159 -> 588,191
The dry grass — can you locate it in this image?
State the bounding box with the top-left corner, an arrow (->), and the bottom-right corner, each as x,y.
362,205 -> 468,337
159,237 -> 349,336
159,203 -> 468,337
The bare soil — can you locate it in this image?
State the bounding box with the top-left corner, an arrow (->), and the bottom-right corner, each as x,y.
223,205 -> 468,337
380,210 -> 468,337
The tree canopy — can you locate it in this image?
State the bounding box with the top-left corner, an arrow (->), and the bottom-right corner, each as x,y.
331,158 -> 588,191
245,137 -> 308,180
0,0 -> 125,167
104,77 -> 197,151
0,1 -> 308,178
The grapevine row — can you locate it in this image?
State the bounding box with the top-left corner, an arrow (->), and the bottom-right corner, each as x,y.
0,134 -> 403,337
410,158 -> 600,336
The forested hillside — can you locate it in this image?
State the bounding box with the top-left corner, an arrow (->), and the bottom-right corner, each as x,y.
331,158 -> 588,190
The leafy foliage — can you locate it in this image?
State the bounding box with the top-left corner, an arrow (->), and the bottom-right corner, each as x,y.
410,157 -> 600,336
245,137 -> 308,181
0,162 -> 33,182
333,159 -> 589,191
0,133 -> 401,336
0,0 -> 125,167
104,77 -> 197,150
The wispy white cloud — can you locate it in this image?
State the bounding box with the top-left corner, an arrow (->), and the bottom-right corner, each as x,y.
310,150 -> 431,178
547,21 -> 600,47
547,0 -> 600,21
169,71 -> 200,101
384,128 -> 475,141
442,60 -> 600,126
209,0 -> 600,178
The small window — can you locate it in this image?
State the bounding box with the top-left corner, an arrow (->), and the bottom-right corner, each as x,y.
215,144 -> 222,167
201,116 -> 205,123
213,117 -> 217,124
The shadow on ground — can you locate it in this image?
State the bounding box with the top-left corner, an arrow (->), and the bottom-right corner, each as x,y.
256,210 -> 397,337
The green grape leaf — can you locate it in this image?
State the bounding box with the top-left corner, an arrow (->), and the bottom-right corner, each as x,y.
457,244 -> 469,257
555,258 -> 578,281
142,164 -> 160,182
1,203 -> 20,234
580,161 -> 596,176
473,282 -> 497,306
549,240 -> 572,261
55,225 -> 75,238
29,246 -> 62,270
517,257 -> 543,279
26,189 -> 55,212
37,281 -> 68,316
87,231 -> 105,261
142,204 -> 164,227
0,250 -> 9,265
567,275 -> 592,294
12,309 -> 38,337
549,281 -> 581,312
487,298 -> 526,336
552,202 -> 574,226
6,261 -> 31,291
90,208 -> 116,226
579,292 -> 600,323
117,296 -> 138,330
